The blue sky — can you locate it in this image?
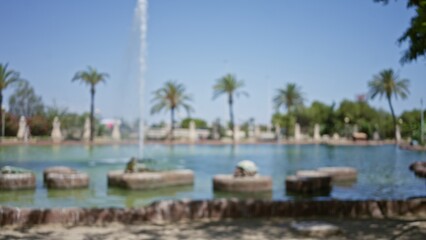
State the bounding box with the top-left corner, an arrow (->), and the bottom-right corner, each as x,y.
1,0 -> 425,125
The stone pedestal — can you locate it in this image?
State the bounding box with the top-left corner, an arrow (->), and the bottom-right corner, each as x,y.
213,175 -> 272,192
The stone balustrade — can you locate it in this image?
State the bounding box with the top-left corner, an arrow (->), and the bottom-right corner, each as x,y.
0,198 -> 424,226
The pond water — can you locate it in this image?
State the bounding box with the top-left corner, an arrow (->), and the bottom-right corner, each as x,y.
0,144 -> 425,208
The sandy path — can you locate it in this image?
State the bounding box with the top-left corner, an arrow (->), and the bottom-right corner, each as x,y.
1,218 -> 425,240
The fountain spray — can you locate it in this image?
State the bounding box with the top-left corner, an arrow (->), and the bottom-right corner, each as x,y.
135,0 -> 148,159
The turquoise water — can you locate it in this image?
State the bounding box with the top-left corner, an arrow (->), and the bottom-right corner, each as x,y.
0,144 -> 425,208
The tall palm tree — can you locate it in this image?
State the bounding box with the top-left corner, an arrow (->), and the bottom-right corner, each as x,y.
368,69 -> 409,142
273,83 -> 304,137
0,63 -> 21,141
72,66 -> 108,142
150,81 -> 193,141
213,74 -> 248,142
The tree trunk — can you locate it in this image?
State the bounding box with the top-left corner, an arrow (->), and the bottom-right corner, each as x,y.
0,91 -> 2,143
387,96 -> 397,144
90,85 -> 95,142
170,107 -> 175,142
228,93 -> 235,143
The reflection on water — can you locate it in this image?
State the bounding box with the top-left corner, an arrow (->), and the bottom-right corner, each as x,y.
286,190 -> 331,199
47,188 -> 91,200
108,185 -> 193,208
214,190 -> 272,200
0,144 -> 425,208
332,179 -> 357,188
0,189 -> 35,205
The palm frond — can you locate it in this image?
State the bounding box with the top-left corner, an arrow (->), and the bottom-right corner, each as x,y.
150,80 -> 194,117
72,66 -> 108,86
212,73 -> 246,100
368,68 -> 410,101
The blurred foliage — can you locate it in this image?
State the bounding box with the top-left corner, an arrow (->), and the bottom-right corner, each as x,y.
8,80 -> 44,117
374,0 -> 426,63
271,99 -> 396,140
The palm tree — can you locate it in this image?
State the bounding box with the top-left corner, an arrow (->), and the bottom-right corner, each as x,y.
72,66 -> 108,142
368,69 -> 409,142
273,83 -> 304,137
0,63 -> 21,141
150,81 -> 193,141
213,74 -> 248,142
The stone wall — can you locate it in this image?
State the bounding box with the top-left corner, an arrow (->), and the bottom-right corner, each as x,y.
0,198 -> 425,226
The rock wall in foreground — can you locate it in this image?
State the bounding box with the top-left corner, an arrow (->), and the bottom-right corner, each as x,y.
0,198 -> 425,226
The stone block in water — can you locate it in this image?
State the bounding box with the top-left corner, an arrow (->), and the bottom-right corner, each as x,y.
213,174 -> 272,192
44,166 -> 89,189
0,173 -> 36,190
107,170 -> 194,190
409,161 -> 426,178
43,166 -> 76,182
317,167 -> 357,181
286,171 -> 332,194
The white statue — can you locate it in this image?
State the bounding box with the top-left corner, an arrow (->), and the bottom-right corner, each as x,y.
112,120 -> 121,141
17,116 -> 27,140
294,123 -> 301,141
352,124 -> 359,134
234,160 -> 258,177
314,123 -> 321,141
188,120 -> 197,143
233,124 -> 240,142
275,123 -> 281,141
83,117 -> 91,141
373,131 -> 380,141
254,125 -> 261,139
396,125 -> 401,143
51,116 -> 62,143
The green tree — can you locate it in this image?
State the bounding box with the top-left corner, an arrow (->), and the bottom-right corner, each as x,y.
273,83 -> 304,137
400,109 -> 425,142
72,66 -> 108,142
273,83 -> 304,113
0,63 -> 21,140
181,117 -> 207,129
306,101 -> 337,135
375,0 -> 426,63
150,81 -> 193,140
213,74 -> 248,141
8,80 -> 44,117
335,99 -> 387,138
368,69 -> 409,141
